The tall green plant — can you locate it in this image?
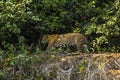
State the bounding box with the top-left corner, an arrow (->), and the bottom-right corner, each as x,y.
0,0 -> 120,53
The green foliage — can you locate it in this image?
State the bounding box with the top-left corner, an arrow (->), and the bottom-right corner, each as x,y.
84,0 -> 120,52
0,1 -> 119,79
0,0 -> 120,54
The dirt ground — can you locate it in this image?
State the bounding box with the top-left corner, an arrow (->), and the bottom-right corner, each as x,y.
40,53 -> 120,80
1,53 -> 120,80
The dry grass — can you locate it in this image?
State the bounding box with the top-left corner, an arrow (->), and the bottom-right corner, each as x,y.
0,53 -> 120,80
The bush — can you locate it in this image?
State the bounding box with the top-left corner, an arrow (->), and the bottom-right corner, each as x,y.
0,0 -> 120,53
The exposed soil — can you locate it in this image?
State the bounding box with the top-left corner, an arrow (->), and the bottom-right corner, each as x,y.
1,53 -> 120,80
39,53 -> 120,80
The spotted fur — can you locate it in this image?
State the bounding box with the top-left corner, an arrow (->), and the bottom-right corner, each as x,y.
41,33 -> 88,52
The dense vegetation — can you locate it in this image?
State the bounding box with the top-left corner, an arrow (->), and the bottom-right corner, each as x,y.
0,0 -> 120,53
0,0 -> 120,54
0,0 -> 120,79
